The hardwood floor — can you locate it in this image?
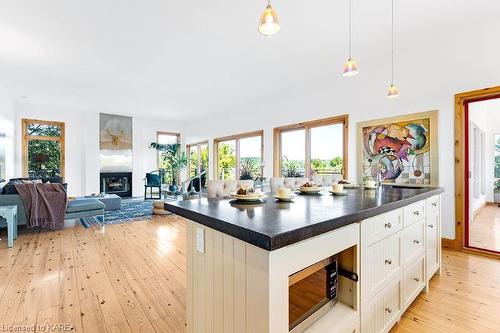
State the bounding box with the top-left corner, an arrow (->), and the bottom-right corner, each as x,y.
470,205 -> 500,252
0,216 -> 499,332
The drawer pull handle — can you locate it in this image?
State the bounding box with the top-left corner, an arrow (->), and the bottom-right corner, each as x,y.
385,259 -> 392,265
413,211 -> 420,216
413,277 -> 420,282
432,202 -> 437,207
413,240 -> 420,244
428,224 -> 434,228
385,307 -> 393,314
385,223 -> 392,229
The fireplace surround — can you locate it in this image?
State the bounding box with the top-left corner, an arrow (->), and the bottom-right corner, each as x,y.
100,172 -> 132,197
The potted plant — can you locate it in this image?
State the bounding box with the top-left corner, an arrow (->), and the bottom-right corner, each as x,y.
150,142 -> 188,192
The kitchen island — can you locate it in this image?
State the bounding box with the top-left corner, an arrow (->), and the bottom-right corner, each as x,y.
166,186 -> 444,333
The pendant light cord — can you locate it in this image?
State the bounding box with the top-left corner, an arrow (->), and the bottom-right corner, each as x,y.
391,0 -> 394,85
348,0 -> 352,58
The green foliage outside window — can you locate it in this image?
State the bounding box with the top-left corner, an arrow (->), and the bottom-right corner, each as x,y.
218,143 -> 236,180
240,157 -> 261,180
26,123 -> 63,178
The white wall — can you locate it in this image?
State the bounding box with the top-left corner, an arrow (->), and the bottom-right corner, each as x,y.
185,20 -> 500,240
13,101 -> 185,197
0,85 -> 15,182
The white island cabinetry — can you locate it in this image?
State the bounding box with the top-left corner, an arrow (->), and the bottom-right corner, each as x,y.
360,194 -> 441,333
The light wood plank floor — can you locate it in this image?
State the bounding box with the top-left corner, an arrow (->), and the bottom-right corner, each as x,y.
470,205 -> 500,252
0,216 -> 499,332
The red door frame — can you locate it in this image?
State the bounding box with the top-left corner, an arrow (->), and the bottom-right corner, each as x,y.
464,95 -> 500,254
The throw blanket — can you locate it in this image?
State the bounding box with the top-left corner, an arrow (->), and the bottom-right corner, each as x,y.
15,183 -> 68,230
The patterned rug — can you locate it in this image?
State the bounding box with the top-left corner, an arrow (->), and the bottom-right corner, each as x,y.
80,198 -> 171,228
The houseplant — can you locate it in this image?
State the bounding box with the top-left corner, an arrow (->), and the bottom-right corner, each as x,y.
150,142 -> 188,192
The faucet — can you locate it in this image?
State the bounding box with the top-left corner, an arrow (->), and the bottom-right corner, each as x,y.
375,157 -> 384,187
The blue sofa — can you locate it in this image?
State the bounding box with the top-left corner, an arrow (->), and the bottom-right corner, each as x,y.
0,177 -> 104,227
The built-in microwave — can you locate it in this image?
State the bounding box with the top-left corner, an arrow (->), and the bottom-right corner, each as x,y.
289,255 -> 358,332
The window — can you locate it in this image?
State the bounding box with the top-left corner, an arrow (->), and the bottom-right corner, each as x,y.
494,135 -> 500,191
22,119 -> 65,179
187,141 -> 209,187
470,123 -> 486,200
214,131 -> 263,181
157,131 -> 180,182
273,115 -> 348,178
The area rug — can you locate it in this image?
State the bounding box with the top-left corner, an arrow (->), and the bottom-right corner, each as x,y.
80,198 -> 171,228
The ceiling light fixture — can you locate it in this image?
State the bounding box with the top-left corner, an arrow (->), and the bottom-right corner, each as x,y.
258,0 -> 280,36
342,0 -> 358,77
387,0 -> 400,98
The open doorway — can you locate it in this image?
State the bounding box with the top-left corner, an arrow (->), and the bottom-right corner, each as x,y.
465,97 -> 500,253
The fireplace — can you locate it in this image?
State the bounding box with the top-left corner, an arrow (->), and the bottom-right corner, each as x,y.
100,172 -> 132,197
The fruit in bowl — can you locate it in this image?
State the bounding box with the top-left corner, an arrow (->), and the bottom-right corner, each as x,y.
298,181 -> 321,193
300,181 -> 319,188
236,186 -> 255,195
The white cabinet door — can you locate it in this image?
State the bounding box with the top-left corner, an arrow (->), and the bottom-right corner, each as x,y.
362,233 -> 401,300
426,210 -> 440,280
361,279 -> 402,333
401,219 -> 425,267
403,257 -> 425,309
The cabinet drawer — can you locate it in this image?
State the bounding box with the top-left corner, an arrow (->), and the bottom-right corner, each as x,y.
426,195 -> 440,213
361,208 -> 402,246
404,201 -> 425,227
403,257 -> 425,308
363,233 -> 401,299
361,279 -> 402,333
401,220 -> 425,266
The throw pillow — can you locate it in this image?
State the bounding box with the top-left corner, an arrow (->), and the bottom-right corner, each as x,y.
146,173 -> 161,186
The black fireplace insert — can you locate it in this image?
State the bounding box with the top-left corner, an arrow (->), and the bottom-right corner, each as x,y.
100,172 -> 132,197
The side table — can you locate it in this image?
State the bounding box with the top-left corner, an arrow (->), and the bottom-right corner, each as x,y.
0,205 -> 17,248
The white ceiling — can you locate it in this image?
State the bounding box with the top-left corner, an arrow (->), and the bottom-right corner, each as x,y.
0,0 -> 498,121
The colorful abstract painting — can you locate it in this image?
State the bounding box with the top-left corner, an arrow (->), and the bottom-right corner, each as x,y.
358,111 -> 438,186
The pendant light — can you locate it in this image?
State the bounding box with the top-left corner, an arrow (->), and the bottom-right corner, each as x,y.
342,0 -> 358,77
258,0 -> 280,36
387,0 -> 400,98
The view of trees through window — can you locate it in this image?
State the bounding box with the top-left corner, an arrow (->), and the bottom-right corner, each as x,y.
157,132 -> 180,183
278,118 -> 346,178
310,124 -> 344,175
217,140 -> 236,180
239,136 -> 262,180
216,133 -> 263,181
23,120 -> 65,178
188,142 -> 209,187
281,129 -> 305,177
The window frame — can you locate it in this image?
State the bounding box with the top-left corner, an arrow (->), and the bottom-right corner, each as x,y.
156,131 -> 181,169
273,115 -> 349,178
22,118 -> 66,180
213,130 -> 264,181
186,140 -> 209,180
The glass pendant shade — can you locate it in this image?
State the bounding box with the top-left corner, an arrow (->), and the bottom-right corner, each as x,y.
387,84 -> 400,98
258,4 -> 280,36
342,58 -> 359,77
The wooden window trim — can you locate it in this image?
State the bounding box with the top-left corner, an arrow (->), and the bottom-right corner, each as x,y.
22,118 -> 65,180
213,130 -> 264,180
156,131 -> 181,168
186,140 -> 209,179
452,86 -> 500,258
273,115 -> 349,178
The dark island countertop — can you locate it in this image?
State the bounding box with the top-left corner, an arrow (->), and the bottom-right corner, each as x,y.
165,186 -> 444,251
